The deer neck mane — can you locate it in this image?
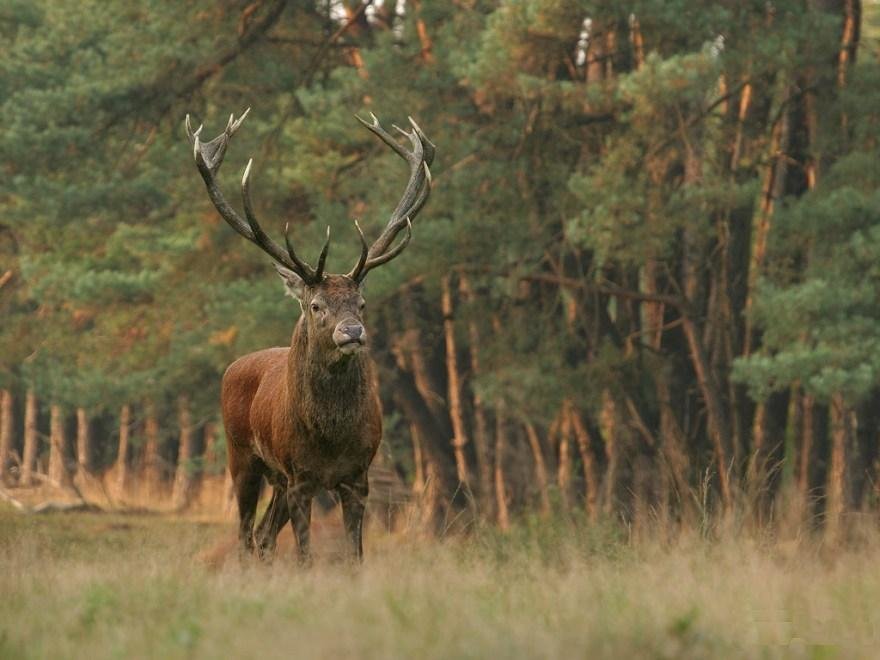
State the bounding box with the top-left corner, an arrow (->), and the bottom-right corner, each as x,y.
287,317 -> 370,422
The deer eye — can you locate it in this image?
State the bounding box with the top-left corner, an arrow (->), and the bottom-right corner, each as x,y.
359,300 -> 366,310
310,303 -> 321,313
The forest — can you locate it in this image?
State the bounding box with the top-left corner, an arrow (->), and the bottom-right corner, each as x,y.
2,0 -> 880,543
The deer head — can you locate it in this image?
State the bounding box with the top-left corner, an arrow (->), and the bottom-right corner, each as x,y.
185,110 -> 434,356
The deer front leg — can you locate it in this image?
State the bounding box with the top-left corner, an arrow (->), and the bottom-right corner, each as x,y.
286,479 -> 316,565
254,485 -> 289,561
337,473 -> 369,563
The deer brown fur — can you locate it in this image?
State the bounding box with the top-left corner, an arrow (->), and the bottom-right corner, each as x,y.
187,110 -> 433,562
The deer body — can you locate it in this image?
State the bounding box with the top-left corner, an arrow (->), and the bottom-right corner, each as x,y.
187,110 -> 433,562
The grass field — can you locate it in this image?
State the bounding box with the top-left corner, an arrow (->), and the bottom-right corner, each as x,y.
1,505 -> 879,659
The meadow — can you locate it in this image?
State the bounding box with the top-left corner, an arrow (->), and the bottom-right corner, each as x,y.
2,504 -> 879,659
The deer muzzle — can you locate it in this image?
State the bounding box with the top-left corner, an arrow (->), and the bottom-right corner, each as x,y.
333,322 -> 367,354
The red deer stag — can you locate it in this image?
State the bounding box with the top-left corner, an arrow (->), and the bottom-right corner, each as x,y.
186,109 -> 433,562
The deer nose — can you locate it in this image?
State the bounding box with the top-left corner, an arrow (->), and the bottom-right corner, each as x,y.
343,325 -> 364,340
334,323 -> 366,347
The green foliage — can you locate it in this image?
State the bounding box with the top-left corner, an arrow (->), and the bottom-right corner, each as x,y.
3,0 -> 880,501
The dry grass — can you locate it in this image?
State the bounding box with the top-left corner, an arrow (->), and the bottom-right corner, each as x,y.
1,505 -> 879,659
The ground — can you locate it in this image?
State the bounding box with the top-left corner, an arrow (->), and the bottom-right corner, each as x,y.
1,504 -> 879,659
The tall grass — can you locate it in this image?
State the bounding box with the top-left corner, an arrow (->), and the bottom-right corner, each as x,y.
1,505 -> 879,659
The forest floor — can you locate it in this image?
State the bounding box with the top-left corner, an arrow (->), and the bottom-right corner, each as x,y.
1,504 -> 879,659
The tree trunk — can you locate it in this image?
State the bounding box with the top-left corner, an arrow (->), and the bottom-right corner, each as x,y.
20,390 -> 38,486
494,401 -> 510,531
799,394 -> 815,500
48,404 -> 72,489
556,406 -> 572,510
681,314 -> 733,509
0,389 -> 13,483
826,393 -> 852,543
441,275 -> 471,489
411,0 -> 434,63
568,402 -> 599,521
172,395 -> 196,510
411,423 -> 426,494
744,78 -> 791,355
202,420 -> 217,466
599,389 -> 619,514
586,20 -> 605,83
75,407 -> 91,474
143,400 -> 163,499
116,404 -> 131,495
523,420 -> 551,515
460,275 -> 492,512
730,80 -> 753,170
382,359 -> 460,509
629,15 -> 644,69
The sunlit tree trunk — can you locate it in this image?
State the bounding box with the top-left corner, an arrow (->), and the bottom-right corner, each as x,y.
20,390 -> 38,486
410,423 -> 425,494
568,402 -> 598,521
629,15 -> 644,69
556,406 -> 572,510
172,395 -> 196,509
586,19 -> 605,83
143,400 -> 163,499
411,0 -> 434,64
460,275 -> 492,512
599,390 -> 618,514
826,394 -> 853,543
201,420 -> 218,469
441,275 -> 471,489
75,407 -> 91,474
223,467 -> 236,520
48,403 -> 72,489
115,404 -> 131,495
494,401 -> 510,531
523,420 -> 551,515
799,394 -> 815,500
681,315 -> 732,509
0,389 -> 13,483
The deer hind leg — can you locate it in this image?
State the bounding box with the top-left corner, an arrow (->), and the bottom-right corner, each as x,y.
255,485 -> 289,561
286,479 -> 316,566
232,463 -> 264,559
337,473 -> 369,563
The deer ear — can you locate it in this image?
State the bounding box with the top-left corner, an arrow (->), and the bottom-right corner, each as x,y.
274,264 -> 306,301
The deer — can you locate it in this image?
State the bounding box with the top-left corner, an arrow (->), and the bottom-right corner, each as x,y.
185,109 -> 433,562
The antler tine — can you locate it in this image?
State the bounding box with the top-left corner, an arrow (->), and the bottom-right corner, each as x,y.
242,159 -> 320,282
361,218 -> 412,272
314,226 -> 331,280
349,114 -> 434,281
282,222 -> 319,279
347,219 -> 369,281
355,112 -> 410,161
187,110 -> 326,285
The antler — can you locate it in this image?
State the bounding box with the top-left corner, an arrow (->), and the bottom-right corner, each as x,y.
185,110 -> 329,285
347,114 -> 435,282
